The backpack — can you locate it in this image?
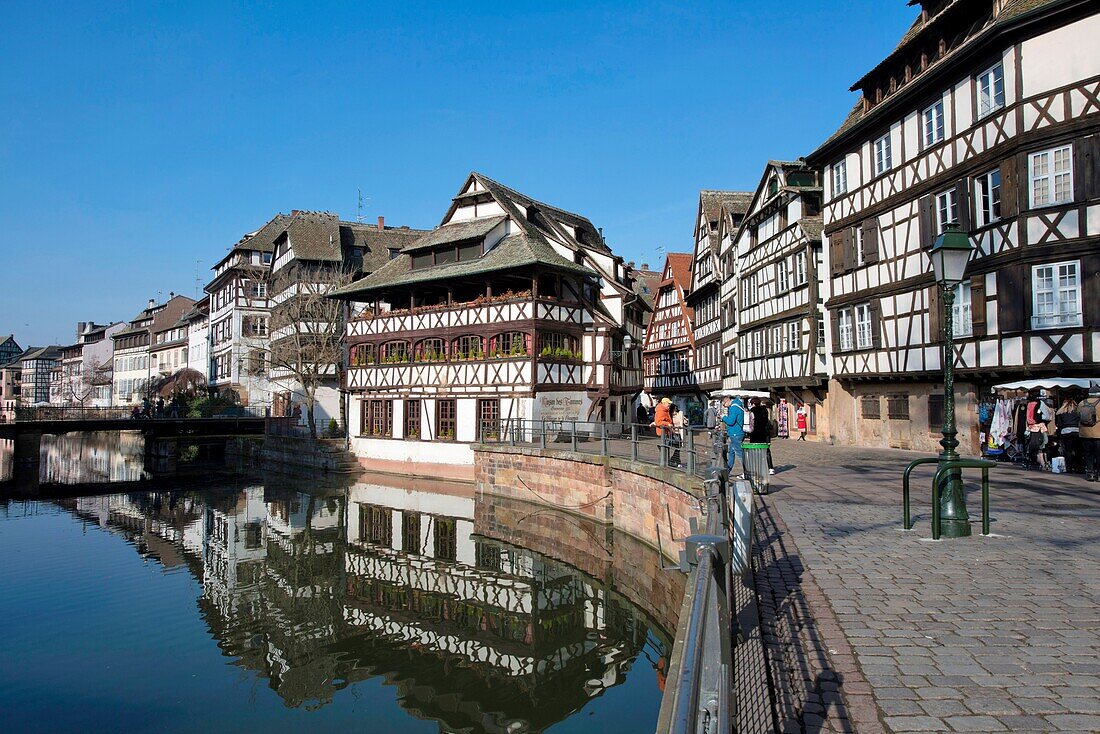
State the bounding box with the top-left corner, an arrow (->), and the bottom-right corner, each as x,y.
1080,400 -> 1098,427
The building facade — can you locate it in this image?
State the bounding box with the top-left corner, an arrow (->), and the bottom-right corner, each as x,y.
642,253 -> 703,419
807,0 -> 1100,452
111,295 -> 195,405
687,191 -> 751,396
734,161 -> 830,437
18,346 -> 61,405
332,172 -> 645,473
185,298 -> 211,380
57,322 -> 124,407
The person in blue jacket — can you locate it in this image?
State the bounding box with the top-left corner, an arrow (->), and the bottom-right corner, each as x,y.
721,396 -> 746,476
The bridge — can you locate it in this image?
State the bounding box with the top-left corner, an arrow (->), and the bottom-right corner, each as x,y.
1,407 -> 267,494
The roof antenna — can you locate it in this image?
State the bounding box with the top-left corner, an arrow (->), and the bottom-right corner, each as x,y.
194,259 -> 203,297
356,188 -> 371,223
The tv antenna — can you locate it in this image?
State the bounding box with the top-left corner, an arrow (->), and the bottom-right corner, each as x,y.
194,259 -> 203,297
356,188 -> 371,223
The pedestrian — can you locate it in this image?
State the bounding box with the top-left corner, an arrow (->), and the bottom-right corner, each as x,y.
650,397 -> 674,464
1055,397 -> 1080,473
1078,383 -> 1100,482
720,396 -> 746,476
155,397 -> 165,418
796,404 -> 808,441
636,403 -> 649,429
669,404 -> 686,468
748,398 -> 775,475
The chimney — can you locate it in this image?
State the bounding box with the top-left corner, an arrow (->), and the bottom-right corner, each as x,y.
169,291 -> 175,299
76,322 -> 86,339
642,263 -> 649,270
148,298 -> 156,309
377,215 -> 385,230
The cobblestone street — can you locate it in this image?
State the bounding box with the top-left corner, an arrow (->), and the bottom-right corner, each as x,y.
754,439 -> 1100,733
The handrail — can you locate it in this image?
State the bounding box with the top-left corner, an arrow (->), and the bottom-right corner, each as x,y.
481,418 -> 742,733
932,459 -> 997,539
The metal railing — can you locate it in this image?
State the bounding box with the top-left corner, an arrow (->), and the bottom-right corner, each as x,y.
1,405 -> 269,422
481,418 -> 746,733
482,418 -> 725,478
902,457 -> 996,539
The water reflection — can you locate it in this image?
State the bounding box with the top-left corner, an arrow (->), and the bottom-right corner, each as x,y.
34,476 -> 676,732
43,431 -> 148,484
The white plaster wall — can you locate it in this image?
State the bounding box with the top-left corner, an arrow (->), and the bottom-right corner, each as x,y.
349,436 -> 475,465
1021,14 -> 1100,97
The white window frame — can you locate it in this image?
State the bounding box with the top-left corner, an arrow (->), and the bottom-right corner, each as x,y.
1031,261 -> 1082,330
832,159 -> 848,197
855,304 -> 873,350
952,282 -> 973,337
838,309 -> 854,352
793,252 -> 807,286
776,260 -> 789,293
786,321 -> 800,353
1028,145 -> 1073,209
922,99 -> 945,147
977,62 -> 1005,118
976,169 -> 1002,226
935,189 -> 958,233
874,133 -> 892,175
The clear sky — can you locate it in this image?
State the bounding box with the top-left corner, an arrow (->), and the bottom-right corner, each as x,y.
0,0 -> 915,347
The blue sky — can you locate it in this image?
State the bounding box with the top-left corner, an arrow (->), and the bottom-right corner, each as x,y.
0,0 -> 915,347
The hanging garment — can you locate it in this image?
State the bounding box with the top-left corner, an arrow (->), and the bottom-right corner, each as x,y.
777,401 -> 789,438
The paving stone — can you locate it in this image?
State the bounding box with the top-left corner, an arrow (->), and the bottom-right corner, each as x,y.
883,715 -> 944,731
1042,713 -> 1100,730
943,714 -> 1007,731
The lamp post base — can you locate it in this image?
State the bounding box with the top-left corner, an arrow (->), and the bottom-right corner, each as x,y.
937,457 -> 972,538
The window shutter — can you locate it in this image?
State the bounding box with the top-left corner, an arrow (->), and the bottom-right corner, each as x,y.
928,285 -> 943,343
996,265 -> 1026,334
1000,156 -> 1018,218
971,275 -> 987,337
954,178 -> 972,232
831,311 -> 842,351
861,218 -> 881,264
844,227 -> 858,271
830,233 -> 844,276
918,195 -> 935,249
869,300 -> 883,349
1083,253 -> 1100,328
1074,135 -> 1100,203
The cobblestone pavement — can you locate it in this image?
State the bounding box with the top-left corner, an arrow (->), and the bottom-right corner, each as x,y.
755,439 -> 1100,734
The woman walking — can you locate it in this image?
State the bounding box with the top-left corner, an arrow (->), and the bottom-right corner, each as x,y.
1055,398 -> 1080,472
796,404 -> 808,441
669,404 -> 686,468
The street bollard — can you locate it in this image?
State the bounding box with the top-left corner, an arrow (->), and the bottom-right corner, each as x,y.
631,423 -> 639,462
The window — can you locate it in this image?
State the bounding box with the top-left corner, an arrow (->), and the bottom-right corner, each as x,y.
887,395 -> 910,420
478,398 -> 500,440
490,331 -> 530,358
838,309 -> 854,351
411,252 -> 432,269
538,332 -> 579,359
753,330 -> 763,357
451,334 -> 484,360
359,504 -> 392,547
248,349 -> 266,375
381,340 -> 410,363
874,133 -> 892,175
786,321 -> 800,353
855,304 -> 873,349
262,252 -> 272,264
250,282 -> 267,298
1032,261 -> 1082,329
1029,145 -> 1073,208
401,512 -> 422,554
935,189 -> 958,233
976,169 -> 1002,225
922,100 -> 945,147
436,399 -> 456,440
365,399 -> 392,437
817,319 -> 826,355
405,399 -> 421,439
350,343 -> 375,366
433,517 -> 457,561
776,260 -> 789,292
793,252 -> 807,286
951,282 -> 973,337
832,159 -> 847,196
414,337 -> 446,362
861,396 -> 881,419
246,316 -> 268,337
977,62 -> 1005,117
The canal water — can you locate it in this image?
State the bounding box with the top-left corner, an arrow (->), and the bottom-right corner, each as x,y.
0,433 -> 680,733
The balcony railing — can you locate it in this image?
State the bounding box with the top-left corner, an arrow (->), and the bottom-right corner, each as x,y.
347,295 -> 587,337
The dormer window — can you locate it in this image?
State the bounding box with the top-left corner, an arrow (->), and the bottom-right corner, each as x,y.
409,240 -> 484,269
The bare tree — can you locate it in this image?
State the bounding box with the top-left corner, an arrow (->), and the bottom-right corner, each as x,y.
267,265 -> 356,439
65,359 -> 110,407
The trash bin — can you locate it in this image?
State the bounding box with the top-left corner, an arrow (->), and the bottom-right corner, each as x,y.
742,442 -> 770,494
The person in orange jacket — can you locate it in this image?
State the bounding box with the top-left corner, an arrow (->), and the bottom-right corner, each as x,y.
650,397 -> 673,437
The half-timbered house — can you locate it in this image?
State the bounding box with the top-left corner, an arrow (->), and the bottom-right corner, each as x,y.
643,253 -> 704,419
806,0 -> 1100,452
268,212 -> 425,430
734,161 -> 829,436
686,191 -> 752,397
329,172 -> 646,475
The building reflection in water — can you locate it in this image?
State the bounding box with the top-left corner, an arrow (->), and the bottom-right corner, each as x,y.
61,475 -> 676,732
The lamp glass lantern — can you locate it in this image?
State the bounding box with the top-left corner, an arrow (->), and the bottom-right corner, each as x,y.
929,225 -> 974,286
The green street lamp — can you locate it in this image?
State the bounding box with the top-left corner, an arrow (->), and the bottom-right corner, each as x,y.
928,224 -> 975,538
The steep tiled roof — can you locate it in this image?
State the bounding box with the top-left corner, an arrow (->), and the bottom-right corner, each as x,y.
233,214 -> 293,253
283,211 -> 343,262
814,0 -> 1067,154
403,215 -> 508,253
340,222 -> 427,273
19,346 -> 62,362
329,231 -> 593,299
664,253 -> 694,287
799,216 -> 825,242
701,191 -> 753,224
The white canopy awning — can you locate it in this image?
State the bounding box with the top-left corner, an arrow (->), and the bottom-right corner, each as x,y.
710,388 -> 772,399
992,378 -> 1097,391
